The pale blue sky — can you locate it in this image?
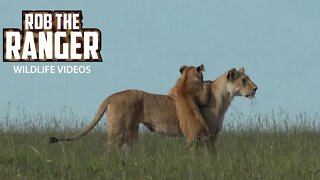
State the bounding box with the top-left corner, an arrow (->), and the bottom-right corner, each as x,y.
1,0 -> 319,122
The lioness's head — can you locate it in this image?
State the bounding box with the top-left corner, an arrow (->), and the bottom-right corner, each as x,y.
179,64 -> 205,82
168,65 -> 205,97
226,68 -> 257,98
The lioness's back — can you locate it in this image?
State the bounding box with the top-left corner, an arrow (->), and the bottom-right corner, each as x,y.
107,90 -> 181,136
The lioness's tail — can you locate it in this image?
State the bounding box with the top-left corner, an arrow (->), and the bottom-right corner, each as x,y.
49,98 -> 110,144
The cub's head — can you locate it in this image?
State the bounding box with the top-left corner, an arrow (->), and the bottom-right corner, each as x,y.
226,68 -> 257,98
168,64 -> 205,96
179,64 -> 205,83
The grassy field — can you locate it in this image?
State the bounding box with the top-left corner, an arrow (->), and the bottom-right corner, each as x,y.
1,108 -> 320,179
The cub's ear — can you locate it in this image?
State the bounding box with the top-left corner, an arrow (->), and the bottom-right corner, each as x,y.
227,68 -> 238,81
179,65 -> 188,74
197,64 -> 205,72
238,67 -> 245,74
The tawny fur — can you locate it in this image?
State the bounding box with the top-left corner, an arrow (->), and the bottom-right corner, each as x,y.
173,65 -> 210,146
49,68 -> 257,152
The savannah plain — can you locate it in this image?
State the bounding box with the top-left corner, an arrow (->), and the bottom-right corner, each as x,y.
1,106 -> 320,179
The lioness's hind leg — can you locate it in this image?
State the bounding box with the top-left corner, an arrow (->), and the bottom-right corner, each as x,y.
124,125 -> 139,148
106,119 -> 127,152
106,106 -> 131,151
107,130 -> 125,151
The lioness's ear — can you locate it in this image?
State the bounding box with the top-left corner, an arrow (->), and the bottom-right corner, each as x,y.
238,68 -> 245,74
197,64 -> 205,72
227,68 -> 238,81
179,65 -> 188,74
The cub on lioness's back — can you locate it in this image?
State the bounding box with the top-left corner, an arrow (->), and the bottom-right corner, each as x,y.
49,66 -> 257,152
173,64 -> 210,146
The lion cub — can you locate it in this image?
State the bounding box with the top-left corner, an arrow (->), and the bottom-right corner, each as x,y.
172,65 -> 210,147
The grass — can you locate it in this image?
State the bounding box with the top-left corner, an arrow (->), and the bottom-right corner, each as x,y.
1,106 -> 320,179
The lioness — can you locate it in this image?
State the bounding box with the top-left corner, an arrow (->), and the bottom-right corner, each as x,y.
173,65 -> 210,146
49,67 -> 257,151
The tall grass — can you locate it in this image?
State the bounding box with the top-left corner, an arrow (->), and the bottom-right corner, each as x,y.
0,106 -> 320,179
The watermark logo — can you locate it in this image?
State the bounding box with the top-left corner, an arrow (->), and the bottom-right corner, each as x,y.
3,10 -> 102,62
